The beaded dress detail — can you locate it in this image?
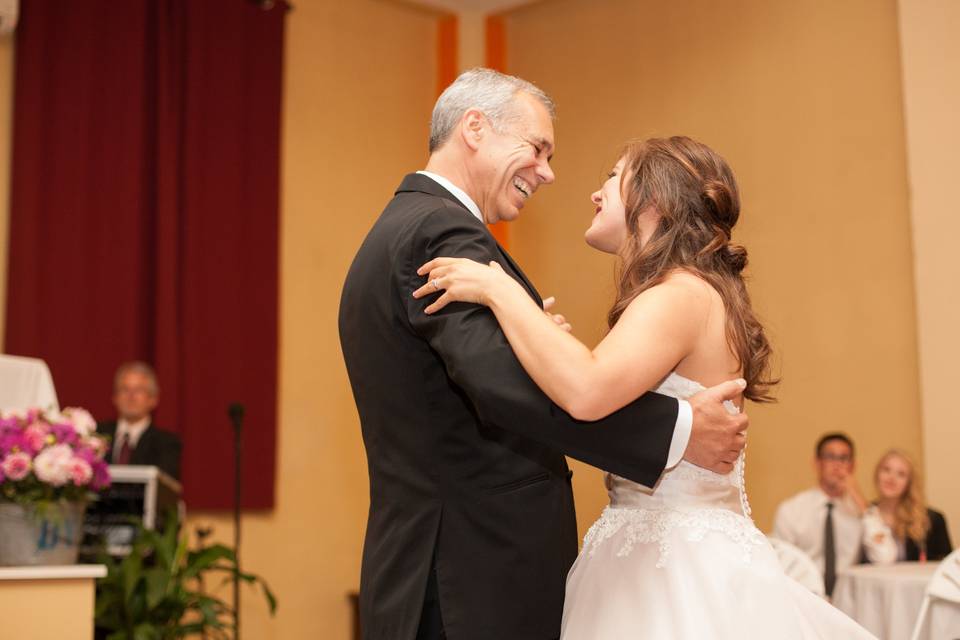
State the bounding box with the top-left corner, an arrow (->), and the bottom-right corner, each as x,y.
560,372 -> 877,640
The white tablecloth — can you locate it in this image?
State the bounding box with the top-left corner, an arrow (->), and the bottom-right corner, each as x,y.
833,562 -> 960,640
0,354 -> 59,413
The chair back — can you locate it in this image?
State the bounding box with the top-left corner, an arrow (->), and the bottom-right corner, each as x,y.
927,548 -> 960,602
909,548 -> 960,640
768,536 -> 826,597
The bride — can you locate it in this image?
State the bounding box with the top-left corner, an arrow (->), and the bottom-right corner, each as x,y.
413,136 -> 874,638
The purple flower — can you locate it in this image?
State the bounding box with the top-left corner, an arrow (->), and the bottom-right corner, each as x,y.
50,423 -> 79,447
0,431 -> 28,457
91,461 -> 111,491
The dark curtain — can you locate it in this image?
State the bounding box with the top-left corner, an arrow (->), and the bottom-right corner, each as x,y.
5,0 -> 285,509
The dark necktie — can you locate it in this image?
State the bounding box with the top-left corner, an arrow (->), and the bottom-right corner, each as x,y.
117,432 -> 132,464
824,502 -> 837,597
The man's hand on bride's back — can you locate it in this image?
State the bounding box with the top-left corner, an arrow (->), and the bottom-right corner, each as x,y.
683,379 -> 748,474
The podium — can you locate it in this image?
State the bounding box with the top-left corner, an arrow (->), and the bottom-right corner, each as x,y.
83,465 -> 182,556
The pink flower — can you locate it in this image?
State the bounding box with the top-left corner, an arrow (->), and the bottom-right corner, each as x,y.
68,457 -> 93,486
2,452 -> 32,481
85,435 -> 108,458
23,424 -> 49,453
33,444 -> 73,486
61,407 -> 97,437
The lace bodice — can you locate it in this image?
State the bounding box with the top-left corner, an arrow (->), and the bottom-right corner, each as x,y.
582,371 -> 764,567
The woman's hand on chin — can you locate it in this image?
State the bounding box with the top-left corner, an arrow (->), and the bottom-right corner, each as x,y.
414,257 -> 511,314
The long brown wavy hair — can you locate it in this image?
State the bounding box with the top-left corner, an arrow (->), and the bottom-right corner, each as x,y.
874,449 -> 930,545
608,136 -> 777,402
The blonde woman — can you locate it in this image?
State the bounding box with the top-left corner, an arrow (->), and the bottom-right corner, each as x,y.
863,449 -> 953,563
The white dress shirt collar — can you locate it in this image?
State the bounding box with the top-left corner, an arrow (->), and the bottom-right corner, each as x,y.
115,416 -> 151,457
417,171 -> 484,223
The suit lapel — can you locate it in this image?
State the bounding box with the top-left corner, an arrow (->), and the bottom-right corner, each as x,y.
397,172 -> 543,306
131,424 -> 155,463
495,243 -> 542,307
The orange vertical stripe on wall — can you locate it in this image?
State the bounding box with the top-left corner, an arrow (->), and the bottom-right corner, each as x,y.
485,15 -> 506,72
437,15 -> 457,97
485,14 -> 510,248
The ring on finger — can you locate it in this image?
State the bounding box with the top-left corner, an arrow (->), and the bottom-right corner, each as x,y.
431,278 -> 441,291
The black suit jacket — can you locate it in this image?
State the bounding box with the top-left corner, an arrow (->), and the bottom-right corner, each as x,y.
97,421 -> 182,481
338,174 -> 679,640
906,508 -> 953,561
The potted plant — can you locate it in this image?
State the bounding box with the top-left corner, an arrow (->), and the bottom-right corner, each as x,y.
0,407 -> 111,566
95,511 -> 277,639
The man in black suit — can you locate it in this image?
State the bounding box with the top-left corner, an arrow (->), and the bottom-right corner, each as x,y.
339,69 -> 748,640
97,361 -> 181,481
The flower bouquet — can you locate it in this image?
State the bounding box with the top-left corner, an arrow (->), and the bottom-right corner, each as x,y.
0,407 -> 111,565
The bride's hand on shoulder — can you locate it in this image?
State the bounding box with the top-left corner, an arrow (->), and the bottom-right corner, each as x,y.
542,296 -> 573,333
414,257 -> 515,314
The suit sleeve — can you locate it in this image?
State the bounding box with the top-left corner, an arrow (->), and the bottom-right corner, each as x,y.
400,205 -> 678,488
927,509 -> 953,560
158,431 -> 183,481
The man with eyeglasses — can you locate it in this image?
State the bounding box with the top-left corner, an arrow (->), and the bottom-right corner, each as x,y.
772,432 -> 866,597
96,361 -> 182,480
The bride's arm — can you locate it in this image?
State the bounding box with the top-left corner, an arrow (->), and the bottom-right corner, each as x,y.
414,258 -> 708,421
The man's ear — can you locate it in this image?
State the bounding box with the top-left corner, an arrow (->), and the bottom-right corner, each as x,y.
460,108 -> 485,151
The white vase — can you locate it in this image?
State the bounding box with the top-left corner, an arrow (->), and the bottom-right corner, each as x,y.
0,501 -> 87,566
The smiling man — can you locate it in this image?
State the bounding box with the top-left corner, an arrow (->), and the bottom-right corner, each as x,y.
338,68 -> 748,640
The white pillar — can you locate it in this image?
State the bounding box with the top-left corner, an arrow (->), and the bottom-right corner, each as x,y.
897,0 -> 960,532
457,10 -> 486,72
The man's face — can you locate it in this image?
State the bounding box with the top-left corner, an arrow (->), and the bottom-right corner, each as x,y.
474,92 -> 555,224
815,439 -> 854,495
113,371 -> 158,422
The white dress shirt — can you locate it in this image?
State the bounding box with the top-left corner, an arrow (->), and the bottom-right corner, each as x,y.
113,416 -> 152,461
772,487 -> 864,576
861,504 -> 902,564
416,170 -> 693,468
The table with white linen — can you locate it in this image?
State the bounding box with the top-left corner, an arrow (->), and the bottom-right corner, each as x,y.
833,561 -> 960,640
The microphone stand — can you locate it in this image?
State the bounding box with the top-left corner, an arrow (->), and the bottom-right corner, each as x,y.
228,403 -> 245,640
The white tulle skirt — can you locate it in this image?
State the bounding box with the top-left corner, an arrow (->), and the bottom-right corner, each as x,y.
560,506 -> 876,639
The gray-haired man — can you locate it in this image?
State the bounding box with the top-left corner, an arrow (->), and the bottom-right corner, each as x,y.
339,68 -> 747,640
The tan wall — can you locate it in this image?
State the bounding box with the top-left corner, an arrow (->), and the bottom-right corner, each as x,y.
0,33 -> 12,351
504,0 -> 923,534
0,1 -> 951,638
898,0 -> 960,534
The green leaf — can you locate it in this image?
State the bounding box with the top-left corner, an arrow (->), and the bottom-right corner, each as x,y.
182,545 -> 235,579
121,552 -> 144,603
144,567 -> 170,610
132,622 -> 161,640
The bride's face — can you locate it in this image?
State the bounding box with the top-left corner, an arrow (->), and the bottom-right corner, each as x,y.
585,157 -> 629,254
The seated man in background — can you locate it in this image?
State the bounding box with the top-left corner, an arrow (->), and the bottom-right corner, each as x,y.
97,361 -> 182,480
772,432 -> 865,597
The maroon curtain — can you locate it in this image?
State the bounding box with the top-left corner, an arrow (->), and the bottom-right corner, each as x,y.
5,0 -> 285,509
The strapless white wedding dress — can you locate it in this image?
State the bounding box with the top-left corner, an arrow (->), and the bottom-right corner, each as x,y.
560,372 -> 876,639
